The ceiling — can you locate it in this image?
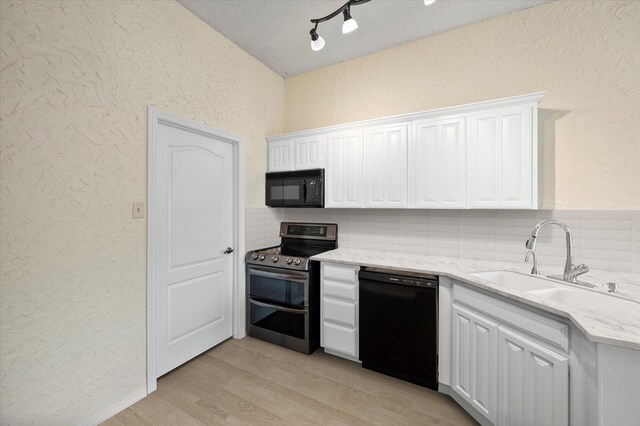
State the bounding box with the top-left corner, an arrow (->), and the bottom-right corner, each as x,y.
178,0 -> 549,78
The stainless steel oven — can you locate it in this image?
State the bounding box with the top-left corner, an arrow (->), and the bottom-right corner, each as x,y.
245,222 -> 338,354
247,265 -> 316,353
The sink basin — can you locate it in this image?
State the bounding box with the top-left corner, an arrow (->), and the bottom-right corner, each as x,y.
471,271 -> 558,291
527,287 -> 606,305
472,271 -> 639,312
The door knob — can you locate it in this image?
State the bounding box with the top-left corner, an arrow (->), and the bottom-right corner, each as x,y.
224,247 -> 234,254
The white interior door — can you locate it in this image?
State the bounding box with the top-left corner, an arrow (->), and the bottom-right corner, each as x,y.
152,115 -> 235,378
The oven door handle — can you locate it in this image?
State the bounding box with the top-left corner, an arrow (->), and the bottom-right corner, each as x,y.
249,298 -> 309,314
248,266 -> 308,281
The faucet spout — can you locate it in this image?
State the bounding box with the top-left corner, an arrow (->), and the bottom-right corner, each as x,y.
526,220 -> 583,283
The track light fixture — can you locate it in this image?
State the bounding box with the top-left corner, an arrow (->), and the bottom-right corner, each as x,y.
342,6 -> 358,34
309,0 -> 436,51
309,0 -> 370,52
309,27 -> 325,51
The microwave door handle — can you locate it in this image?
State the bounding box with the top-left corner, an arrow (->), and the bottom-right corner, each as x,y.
302,179 -> 307,202
249,298 -> 309,314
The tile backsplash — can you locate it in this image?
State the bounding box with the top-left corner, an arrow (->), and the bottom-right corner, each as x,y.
246,208 -> 640,274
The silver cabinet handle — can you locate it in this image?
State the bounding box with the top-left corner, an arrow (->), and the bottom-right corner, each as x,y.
224,247 -> 234,254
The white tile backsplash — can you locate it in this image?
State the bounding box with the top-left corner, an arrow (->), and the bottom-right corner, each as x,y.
245,207 -> 640,274
245,207 -> 283,250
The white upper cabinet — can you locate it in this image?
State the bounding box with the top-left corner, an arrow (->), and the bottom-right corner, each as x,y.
409,116 -> 466,208
363,123 -> 409,208
468,104 -> 537,209
325,129 -> 364,208
267,92 -> 544,209
293,135 -> 323,170
267,135 -> 323,172
267,139 -> 294,172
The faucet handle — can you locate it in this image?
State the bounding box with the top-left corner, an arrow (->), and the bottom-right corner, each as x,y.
574,264 -> 589,274
525,251 -> 540,275
568,264 -> 589,280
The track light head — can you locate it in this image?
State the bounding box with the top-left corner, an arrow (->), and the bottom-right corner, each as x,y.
310,28 -> 325,51
342,7 -> 358,34
424,0 -> 436,5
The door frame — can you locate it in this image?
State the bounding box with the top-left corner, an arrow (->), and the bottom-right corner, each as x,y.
146,107 -> 246,393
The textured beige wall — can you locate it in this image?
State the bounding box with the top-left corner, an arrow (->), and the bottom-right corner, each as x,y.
284,0 -> 640,210
0,0 -> 282,423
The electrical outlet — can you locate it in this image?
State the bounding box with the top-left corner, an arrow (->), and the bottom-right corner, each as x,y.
133,202 -> 145,218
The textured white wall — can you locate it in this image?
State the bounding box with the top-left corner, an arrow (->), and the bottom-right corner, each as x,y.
0,0 -> 283,423
284,0 -> 640,210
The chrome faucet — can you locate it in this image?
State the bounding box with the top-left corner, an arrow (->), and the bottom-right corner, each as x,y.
525,220 -> 591,284
525,251 -> 540,275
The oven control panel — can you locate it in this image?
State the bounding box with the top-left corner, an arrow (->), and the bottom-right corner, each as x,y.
279,222 -> 338,241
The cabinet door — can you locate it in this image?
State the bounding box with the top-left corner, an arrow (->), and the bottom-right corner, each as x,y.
452,303 -> 498,424
267,139 -> 294,172
320,263 -> 359,360
294,136 -> 323,170
364,123 -> 408,208
498,327 -> 568,426
410,117 -> 466,208
468,104 -> 534,208
325,130 -> 364,208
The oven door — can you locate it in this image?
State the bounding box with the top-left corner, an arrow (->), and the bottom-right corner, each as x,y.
248,298 -> 308,341
247,266 -> 308,308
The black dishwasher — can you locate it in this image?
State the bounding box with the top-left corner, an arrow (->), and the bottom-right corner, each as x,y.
359,268 -> 438,390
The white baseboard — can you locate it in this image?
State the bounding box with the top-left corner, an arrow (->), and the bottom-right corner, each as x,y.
81,387 -> 148,426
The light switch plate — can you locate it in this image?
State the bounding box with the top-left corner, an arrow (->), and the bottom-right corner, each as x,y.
133,202 -> 145,218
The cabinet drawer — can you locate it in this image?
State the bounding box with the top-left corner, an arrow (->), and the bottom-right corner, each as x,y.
323,298 -> 356,327
323,279 -> 356,301
322,322 -> 357,357
453,283 -> 569,352
322,263 -> 358,283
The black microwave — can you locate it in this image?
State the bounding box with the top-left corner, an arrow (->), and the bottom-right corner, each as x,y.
265,169 -> 324,208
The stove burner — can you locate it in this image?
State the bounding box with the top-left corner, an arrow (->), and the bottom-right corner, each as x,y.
245,223 -> 338,271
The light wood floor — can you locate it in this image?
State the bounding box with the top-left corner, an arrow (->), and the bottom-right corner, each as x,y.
103,337 -> 477,425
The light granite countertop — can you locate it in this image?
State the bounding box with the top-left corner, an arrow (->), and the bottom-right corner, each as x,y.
311,248 -> 640,350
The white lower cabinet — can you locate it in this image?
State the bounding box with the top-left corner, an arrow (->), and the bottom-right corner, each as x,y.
320,263 -> 359,360
452,303 -> 498,424
450,283 -> 569,426
497,327 -> 568,426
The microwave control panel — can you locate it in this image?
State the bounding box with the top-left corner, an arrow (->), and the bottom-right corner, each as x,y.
306,178 -> 321,202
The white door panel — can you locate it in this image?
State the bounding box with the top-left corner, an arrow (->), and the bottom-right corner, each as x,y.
154,118 -> 234,378
167,273 -> 223,342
